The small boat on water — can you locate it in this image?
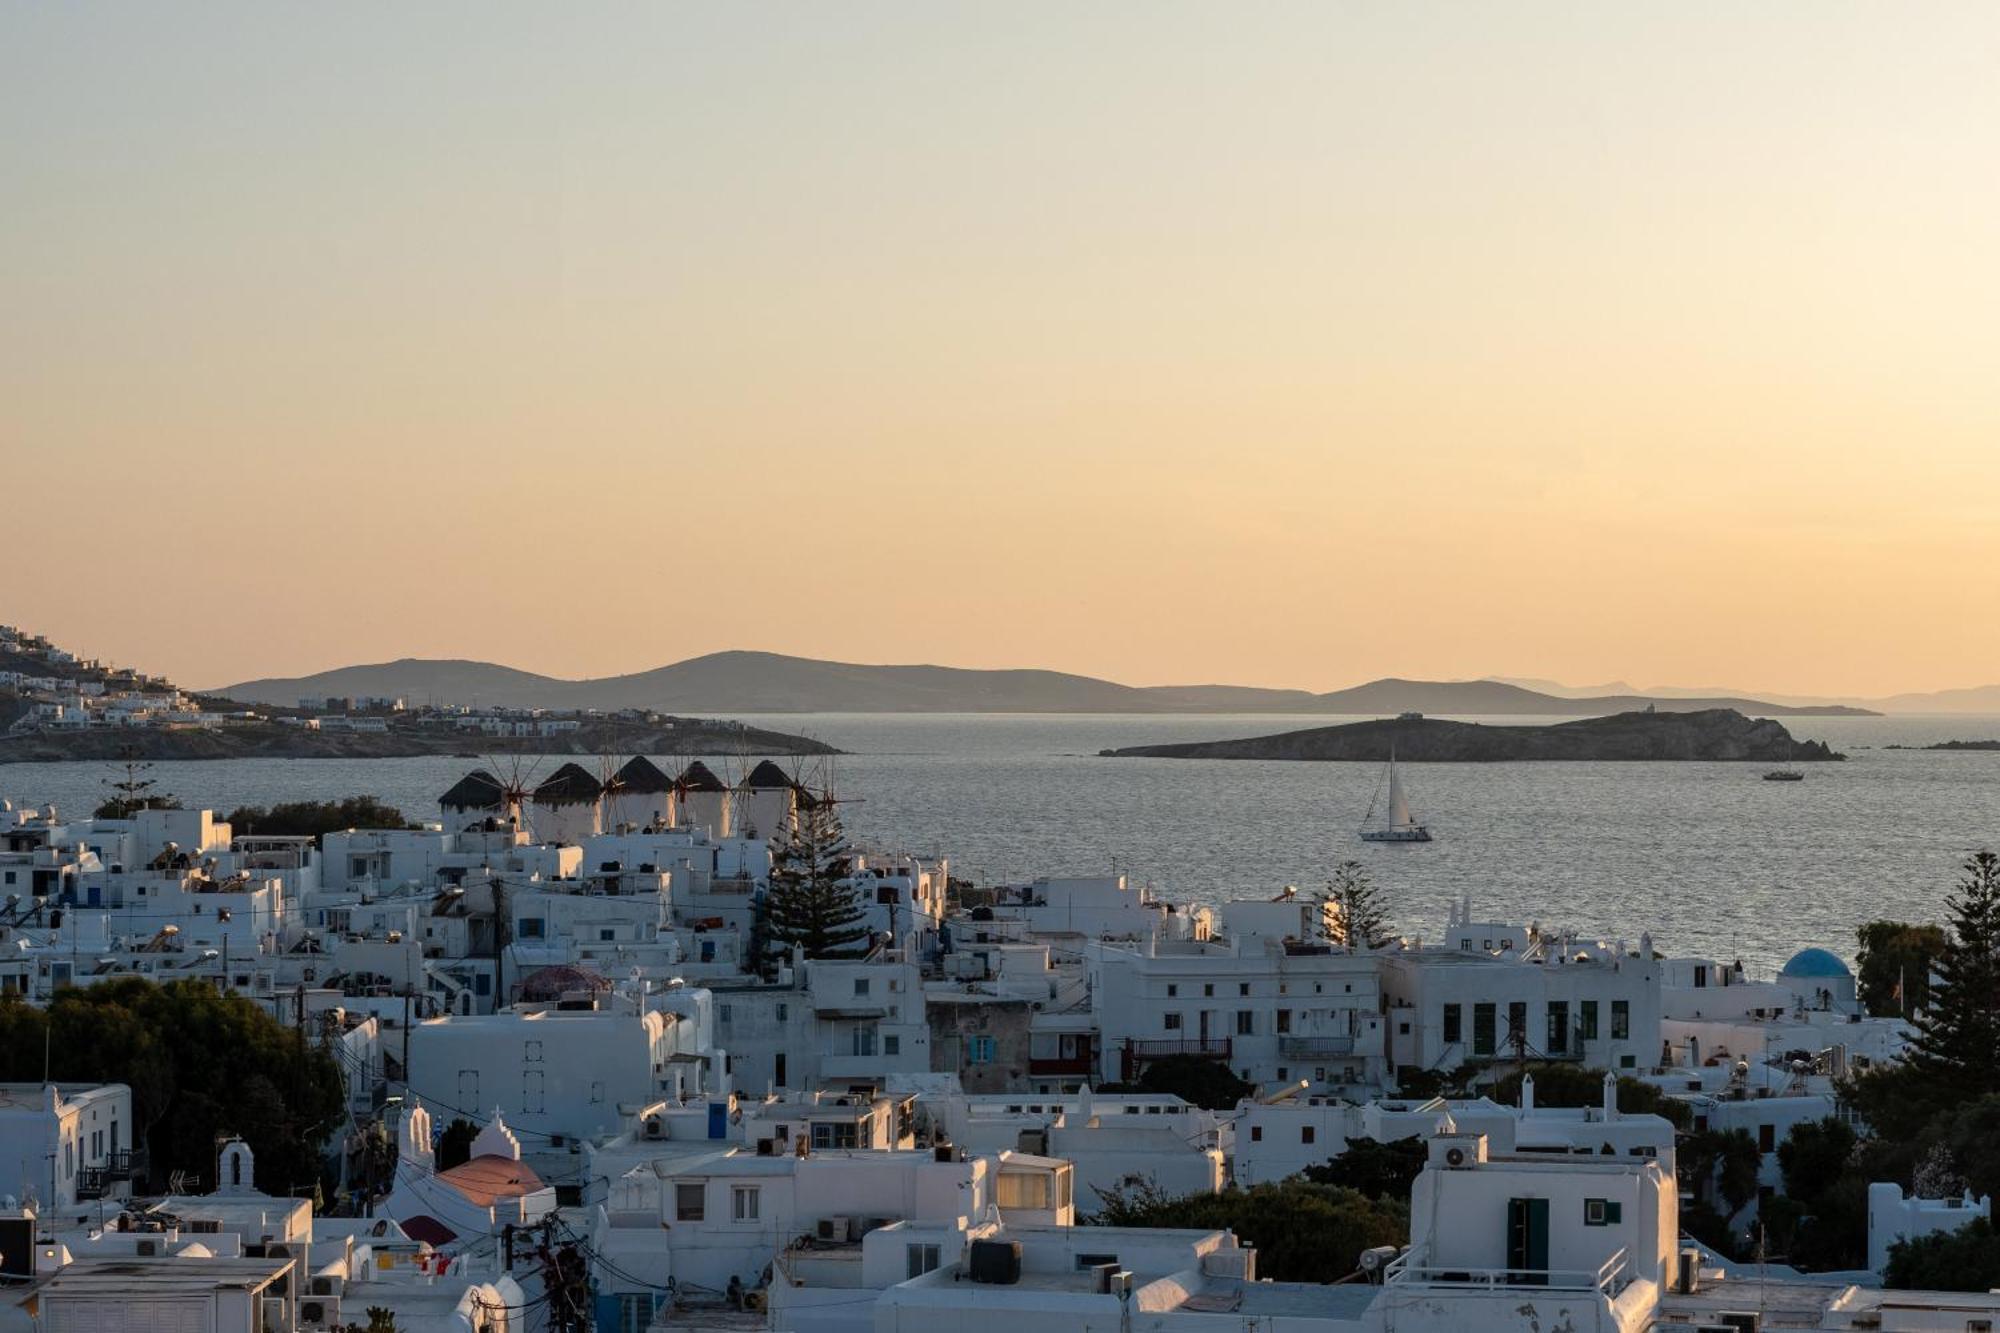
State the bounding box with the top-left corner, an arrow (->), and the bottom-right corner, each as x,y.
1763,770 -> 1805,782
1360,748 -> 1432,842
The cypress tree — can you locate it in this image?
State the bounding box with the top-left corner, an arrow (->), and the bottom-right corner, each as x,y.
1321,860 -> 1393,950
763,801 -> 872,960
1910,851 -> 2000,1100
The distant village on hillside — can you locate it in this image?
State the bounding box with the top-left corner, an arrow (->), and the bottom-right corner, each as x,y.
0,626 -> 831,762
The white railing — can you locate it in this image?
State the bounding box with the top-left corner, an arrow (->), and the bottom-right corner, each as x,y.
1385,1245 -> 1629,1295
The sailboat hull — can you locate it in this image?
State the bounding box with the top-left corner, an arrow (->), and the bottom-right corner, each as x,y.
1360,827 -> 1432,843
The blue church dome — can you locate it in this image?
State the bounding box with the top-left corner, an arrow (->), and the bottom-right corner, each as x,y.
1779,946 -> 1851,979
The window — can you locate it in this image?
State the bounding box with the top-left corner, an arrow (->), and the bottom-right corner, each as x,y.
1276,1009 -> 1292,1033
675,1183 -> 705,1221
1163,1012 -> 1182,1031
1584,1198 -> 1622,1226
997,1172 -> 1054,1209
617,1293 -> 656,1333
884,1034 -> 901,1056
732,1186 -> 760,1221
813,1122 -> 860,1149
1235,1011 -> 1254,1036
907,1243 -> 941,1279
1547,1001 -> 1569,1055
1579,1001 -> 1599,1040
1166,984 -> 1177,998
1239,983 -> 1250,996
518,917 -> 545,939
1507,1001 -> 1527,1052
1442,1004 -> 1462,1045
877,885 -> 897,904
855,977 -> 871,996
1473,1004 -> 1497,1056
1301,1125 -> 1315,1144
525,1039 -> 543,1062
1250,1125 -> 1263,1142
1203,983 -> 1214,997
852,1026 -> 877,1056
968,1035 -> 996,1064
1758,1123 -> 1776,1153
1694,964 -> 1707,988
600,927 -> 616,942
1611,1000 -> 1630,1040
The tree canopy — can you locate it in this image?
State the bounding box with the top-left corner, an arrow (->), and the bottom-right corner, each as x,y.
1484,1063 -> 1693,1129
1303,1135 -> 1426,1200
1091,1178 -> 1407,1282
1909,852 -> 2000,1103
1321,860 -> 1392,950
223,796 -> 412,839
1856,920 -> 1947,1018
0,979 -> 346,1195
1885,1215 -> 2000,1291
1103,1055 -> 1255,1111
762,802 -> 871,961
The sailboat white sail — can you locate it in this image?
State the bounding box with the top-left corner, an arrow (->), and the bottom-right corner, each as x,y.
1360,747 -> 1432,843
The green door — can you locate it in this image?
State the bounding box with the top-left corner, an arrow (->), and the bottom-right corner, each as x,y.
1507,1197 -> 1550,1284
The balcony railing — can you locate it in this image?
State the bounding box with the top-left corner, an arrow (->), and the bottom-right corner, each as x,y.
1027,1055 -> 1095,1077
1384,1245 -> 1630,1296
1125,1038 -> 1232,1060
1278,1035 -> 1355,1058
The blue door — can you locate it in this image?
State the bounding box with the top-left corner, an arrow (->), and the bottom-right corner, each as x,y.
708,1102 -> 728,1138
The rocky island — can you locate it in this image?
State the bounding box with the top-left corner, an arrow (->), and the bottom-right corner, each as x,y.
1100,708 -> 1843,763
1885,739 -> 2000,752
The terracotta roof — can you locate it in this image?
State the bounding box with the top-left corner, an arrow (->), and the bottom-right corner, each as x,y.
436,1154 -> 548,1208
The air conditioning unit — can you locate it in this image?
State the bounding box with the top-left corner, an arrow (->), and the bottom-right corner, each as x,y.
644,1117 -> 664,1140
741,1290 -> 768,1313
309,1275 -> 341,1297
755,1138 -> 776,1157
300,1298 -> 340,1328
1443,1146 -> 1470,1168
134,1239 -> 158,1256
816,1216 -> 850,1242
265,1243 -> 294,1260
262,1297 -> 288,1331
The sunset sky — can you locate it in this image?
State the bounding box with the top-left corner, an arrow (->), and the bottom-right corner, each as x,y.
6,4 -> 1999,696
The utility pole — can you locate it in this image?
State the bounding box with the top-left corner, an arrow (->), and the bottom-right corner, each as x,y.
490,876 -> 507,1011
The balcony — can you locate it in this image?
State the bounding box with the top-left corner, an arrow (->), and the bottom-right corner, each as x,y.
1026,1054 -> 1095,1077
1385,1245 -> 1631,1297
1120,1037 -> 1231,1080
1278,1035 -> 1355,1058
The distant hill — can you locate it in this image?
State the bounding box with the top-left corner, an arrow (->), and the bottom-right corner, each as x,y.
1102,709 -> 1845,763
1491,675 -> 2000,715
215,653 -> 1877,717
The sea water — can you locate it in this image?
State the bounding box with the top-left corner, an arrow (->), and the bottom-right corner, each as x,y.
5,712 -> 1998,972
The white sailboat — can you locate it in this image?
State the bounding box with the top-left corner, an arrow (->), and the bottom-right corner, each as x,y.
1360,747 -> 1432,843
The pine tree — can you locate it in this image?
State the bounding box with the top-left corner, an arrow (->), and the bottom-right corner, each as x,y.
1910,851 -> 2000,1100
1321,860 -> 1392,950
763,801 -> 872,961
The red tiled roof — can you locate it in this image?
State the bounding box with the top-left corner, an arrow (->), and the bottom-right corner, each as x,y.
436,1155 -> 548,1208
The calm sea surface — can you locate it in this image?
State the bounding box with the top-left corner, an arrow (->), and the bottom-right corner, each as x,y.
6,713 -> 1999,972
